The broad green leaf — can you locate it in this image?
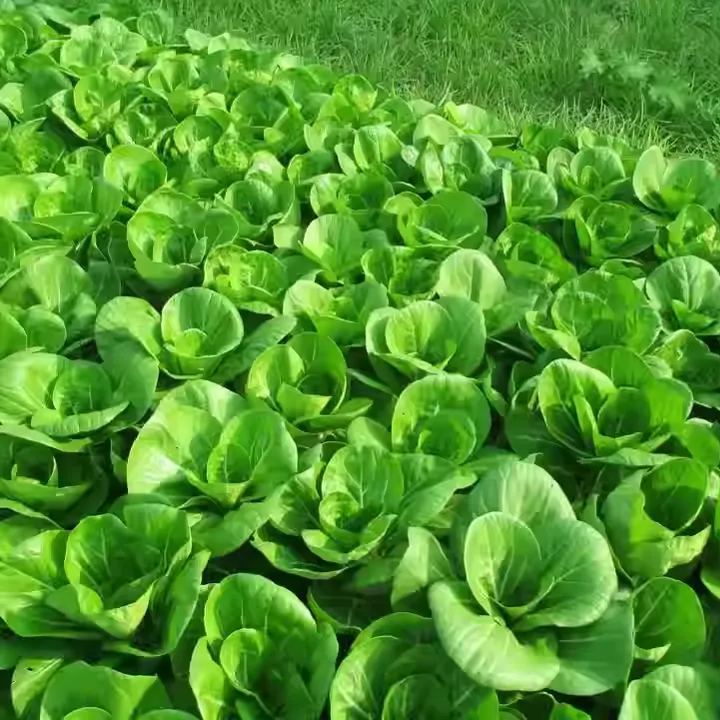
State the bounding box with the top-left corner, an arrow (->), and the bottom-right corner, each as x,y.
464,512 -> 542,613
550,600 -> 634,696
633,577 -> 705,665
392,374 -> 491,464
430,581 -> 560,692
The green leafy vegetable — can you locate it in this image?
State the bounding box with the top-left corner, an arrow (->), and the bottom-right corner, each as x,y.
96,287 -> 244,379
0,3 -> 714,718
189,573 -> 338,720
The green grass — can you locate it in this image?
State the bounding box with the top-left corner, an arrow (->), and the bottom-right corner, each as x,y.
165,0 -> 720,158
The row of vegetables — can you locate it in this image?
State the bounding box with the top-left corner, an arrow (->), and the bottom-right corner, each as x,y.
0,1 -> 719,718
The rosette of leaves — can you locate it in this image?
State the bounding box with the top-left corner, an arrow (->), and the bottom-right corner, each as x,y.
565,196 -> 657,264
0,20 -> 29,80
316,72 -> 387,128
309,172 -> 394,231
287,149 -> 338,199
0,349 -> 157,438
166,115 -> 227,197
0,175 -> 46,226
645,256 -> 720,335
272,61 -> 336,115
219,175 -> 299,242
61,147 -> 106,178
330,613 -> 499,719
144,53 -> 219,118
418,134 -> 500,201
111,94 -> 177,150
30,173 -> 122,241
494,223 -> 576,287
526,270 -> 661,358
598,457 -> 711,578
653,330 -> 720,404
633,146 -> 720,213
30,661 -> 198,720
203,245 -> 289,316
655,204 -> 720,262
96,287 -> 244,379
618,665 -> 720,719
0,503 -> 208,655
365,297 -> 486,384
0,24 -> 72,114
361,244 -> 441,306
175,109 -> 225,168
519,123 -> 571,165
127,380 -> 298,556
211,123 -> 269,185
0,117 -> 67,175
247,332 -> 371,433
370,94 -> 422,132
229,81 -> 306,155
136,8 -> 176,46
390,373 -> 492,465
0,172 -> 123,243
396,189 -> 488,249
228,149 -> 287,190
547,145 -> 629,199
529,347 -> 692,459
393,461 -> 632,694
575,127 -> 639,173
59,16 -> 147,75
0,427 -> 107,526
189,573 -> 338,720
411,112 -> 463,153
48,69 -> 132,143
283,279 -> 388,346
125,187 -> 212,292
103,144 -> 168,206
296,213 -> 383,284
253,443 -> 474,578
212,41 -> 290,89
0,255 -> 98,358
302,104 -> 353,152
433,248 -> 507,307
350,124 -> 415,184
431,246 -> 547,338
76,215 -> 145,301
502,169 -> 558,222
0,218 -> 72,288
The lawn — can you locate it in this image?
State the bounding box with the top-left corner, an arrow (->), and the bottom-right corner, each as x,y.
166,0 -> 720,158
